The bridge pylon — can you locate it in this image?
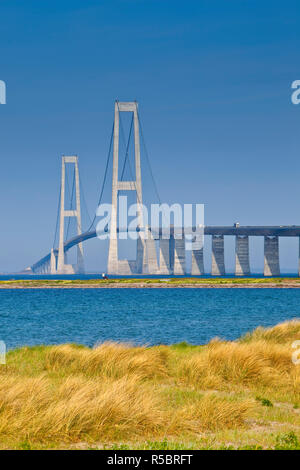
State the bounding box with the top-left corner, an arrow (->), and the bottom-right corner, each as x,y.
56,156 -> 84,274
107,101 -> 158,274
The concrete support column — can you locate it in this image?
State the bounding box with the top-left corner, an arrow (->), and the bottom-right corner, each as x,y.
143,227 -> 159,274
264,236 -> 280,276
235,235 -> 250,276
117,260 -> 133,275
50,249 -> 57,274
191,247 -> 204,275
173,236 -> 186,275
211,235 -> 225,275
159,239 -> 171,274
136,235 -> 144,274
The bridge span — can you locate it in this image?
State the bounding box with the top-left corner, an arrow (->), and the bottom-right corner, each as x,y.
27,101 -> 300,278
30,225 -> 300,276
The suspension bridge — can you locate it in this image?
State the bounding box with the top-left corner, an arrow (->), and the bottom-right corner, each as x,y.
28,101 -> 300,277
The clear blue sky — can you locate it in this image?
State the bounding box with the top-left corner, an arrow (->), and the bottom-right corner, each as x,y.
0,0 -> 299,273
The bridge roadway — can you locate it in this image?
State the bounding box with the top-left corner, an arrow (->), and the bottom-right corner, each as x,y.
30,225 -> 300,272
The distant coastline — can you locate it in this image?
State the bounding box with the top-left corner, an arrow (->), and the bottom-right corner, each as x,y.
1,278 -> 300,288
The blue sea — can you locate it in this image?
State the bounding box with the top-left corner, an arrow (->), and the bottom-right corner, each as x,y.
0,287 -> 300,349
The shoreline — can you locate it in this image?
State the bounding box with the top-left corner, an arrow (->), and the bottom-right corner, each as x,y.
2,278 -> 300,288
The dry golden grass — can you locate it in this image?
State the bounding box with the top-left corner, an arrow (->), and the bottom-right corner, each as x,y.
240,319 -> 300,344
178,339 -> 295,389
45,342 -> 169,379
176,321 -> 300,396
0,374 -> 163,441
0,320 -> 299,449
167,394 -> 255,433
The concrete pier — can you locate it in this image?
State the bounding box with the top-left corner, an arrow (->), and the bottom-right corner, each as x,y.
191,247 -> 204,275
50,248 -> 57,274
235,235 -> 250,275
159,239 -> 171,274
143,227 -> 159,274
211,235 -> 225,275
264,236 -> 280,276
173,237 -> 186,275
118,259 -> 133,275
136,235 -> 144,274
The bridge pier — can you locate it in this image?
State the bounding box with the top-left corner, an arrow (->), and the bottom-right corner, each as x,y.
191,248 -> 204,275
136,235 -> 144,274
159,239 -> 171,274
50,249 -> 57,274
235,235 -> 250,276
117,260 -> 133,275
143,227 -> 159,274
107,239 -> 118,274
173,235 -> 186,275
211,235 -> 225,275
264,236 -> 280,276
191,235 -> 204,275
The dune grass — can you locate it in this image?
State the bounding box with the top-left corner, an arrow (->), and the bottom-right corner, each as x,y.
0,320 -> 299,449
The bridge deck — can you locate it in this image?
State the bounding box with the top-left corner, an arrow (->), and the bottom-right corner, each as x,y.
30,226 -> 300,271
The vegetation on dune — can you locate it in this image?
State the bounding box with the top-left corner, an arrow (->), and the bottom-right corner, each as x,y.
0,320 -> 299,449
45,342 -> 169,379
240,319 -> 300,344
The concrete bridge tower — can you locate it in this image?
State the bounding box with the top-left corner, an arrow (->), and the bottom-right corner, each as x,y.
56,156 -> 84,274
107,101 -> 158,274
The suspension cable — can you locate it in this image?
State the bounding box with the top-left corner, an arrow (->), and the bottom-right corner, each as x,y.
137,108 -> 161,205
86,121 -> 114,232
79,173 -> 93,230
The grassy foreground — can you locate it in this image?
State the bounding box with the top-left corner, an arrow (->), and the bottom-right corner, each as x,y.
0,320 -> 300,450
2,277 -> 300,288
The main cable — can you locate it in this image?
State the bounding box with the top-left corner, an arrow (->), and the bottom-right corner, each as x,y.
86,121 -> 114,232
137,109 -> 161,205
